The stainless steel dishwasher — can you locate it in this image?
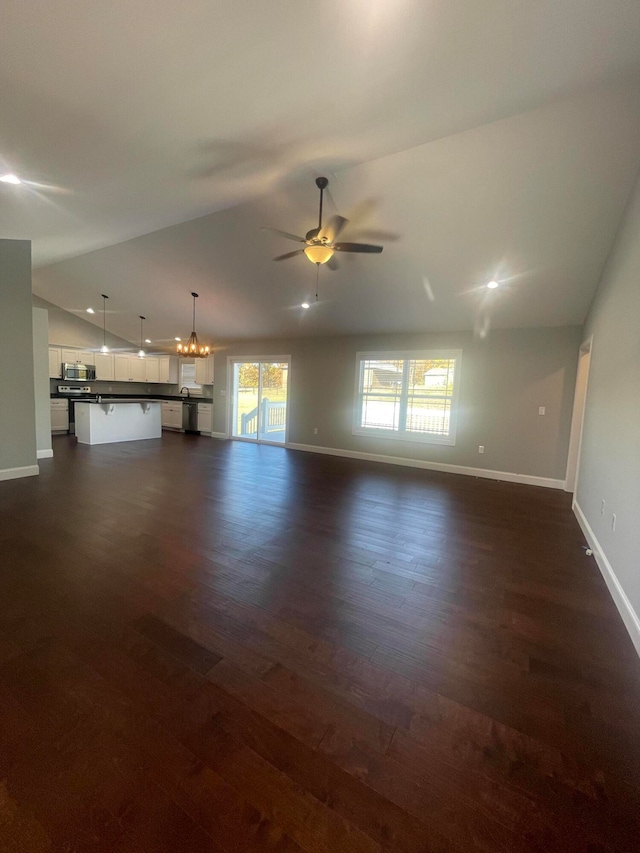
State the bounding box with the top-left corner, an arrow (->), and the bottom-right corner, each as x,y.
182,400 -> 199,433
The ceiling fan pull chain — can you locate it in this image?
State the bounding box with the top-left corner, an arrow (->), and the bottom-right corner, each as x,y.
315,263 -> 319,302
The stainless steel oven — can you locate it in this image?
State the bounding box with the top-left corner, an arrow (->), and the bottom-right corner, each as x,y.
56,386 -> 97,434
63,363 -> 96,381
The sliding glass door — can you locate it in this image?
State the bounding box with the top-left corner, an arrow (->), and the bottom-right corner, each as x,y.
231,358 -> 289,444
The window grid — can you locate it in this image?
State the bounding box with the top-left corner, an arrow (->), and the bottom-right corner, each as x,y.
354,352 -> 460,445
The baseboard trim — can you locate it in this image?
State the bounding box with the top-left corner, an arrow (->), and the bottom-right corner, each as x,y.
210,432 -> 229,440
37,449 -> 53,459
573,500 -> 640,658
0,464 -> 40,482
285,443 -> 565,489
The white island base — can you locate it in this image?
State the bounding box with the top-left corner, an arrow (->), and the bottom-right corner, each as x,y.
75,400 -> 162,445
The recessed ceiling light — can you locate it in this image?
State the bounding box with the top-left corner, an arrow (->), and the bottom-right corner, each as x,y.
487,280 -> 499,289
301,302 -> 310,309
145,338 -> 151,344
0,174 -> 21,185
86,307 -> 95,314
175,337 -> 181,341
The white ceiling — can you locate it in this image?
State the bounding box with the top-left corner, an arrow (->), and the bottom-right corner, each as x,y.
3,1 -> 640,342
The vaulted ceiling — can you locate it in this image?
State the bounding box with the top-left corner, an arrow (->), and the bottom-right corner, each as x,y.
3,1 -> 640,344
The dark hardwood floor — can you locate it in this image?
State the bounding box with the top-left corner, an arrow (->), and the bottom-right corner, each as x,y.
1,433 -> 640,852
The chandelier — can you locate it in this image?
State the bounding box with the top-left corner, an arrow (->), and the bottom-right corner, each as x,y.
177,292 -> 210,358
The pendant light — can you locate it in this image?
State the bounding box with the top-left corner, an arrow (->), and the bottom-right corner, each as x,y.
138,316 -> 146,358
177,292 -> 210,357
100,294 -> 109,353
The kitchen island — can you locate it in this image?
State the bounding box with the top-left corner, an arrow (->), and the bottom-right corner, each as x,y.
75,399 -> 162,445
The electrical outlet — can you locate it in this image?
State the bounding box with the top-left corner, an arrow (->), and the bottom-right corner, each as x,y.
478,445 -> 484,453
538,406 -> 546,415
313,427 -> 318,435
601,500 -> 605,515
611,514 -> 616,532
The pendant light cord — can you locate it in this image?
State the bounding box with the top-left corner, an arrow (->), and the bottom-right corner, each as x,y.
191,292 -> 198,333
101,294 -> 108,349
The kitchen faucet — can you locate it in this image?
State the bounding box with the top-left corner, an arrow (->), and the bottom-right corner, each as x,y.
180,386 -> 191,398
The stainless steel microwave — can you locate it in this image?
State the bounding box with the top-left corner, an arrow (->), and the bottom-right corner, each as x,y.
62,363 -> 96,381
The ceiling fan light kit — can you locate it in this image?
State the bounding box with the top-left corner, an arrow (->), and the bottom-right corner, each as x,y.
177,292 -> 211,357
304,244 -> 334,265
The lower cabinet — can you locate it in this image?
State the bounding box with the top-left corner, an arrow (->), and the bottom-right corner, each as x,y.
161,402 -> 183,430
197,403 -> 212,434
50,399 -> 69,432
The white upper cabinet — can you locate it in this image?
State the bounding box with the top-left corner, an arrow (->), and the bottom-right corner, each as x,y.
128,357 -> 146,382
145,357 -> 160,383
50,345 -> 177,385
114,354 -> 130,381
61,348 -> 80,364
48,347 -> 62,378
194,355 -> 214,385
159,356 -> 178,384
94,352 -> 114,381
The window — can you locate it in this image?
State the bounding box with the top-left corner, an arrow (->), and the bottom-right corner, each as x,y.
180,362 -> 202,395
353,350 -> 461,445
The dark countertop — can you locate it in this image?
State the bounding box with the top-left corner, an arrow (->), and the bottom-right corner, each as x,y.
76,398 -> 165,405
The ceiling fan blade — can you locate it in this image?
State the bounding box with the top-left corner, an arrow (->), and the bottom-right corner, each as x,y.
350,228 -> 400,242
273,249 -> 305,261
333,242 -> 383,254
262,227 -> 306,243
319,215 -> 348,244
327,255 -> 340,271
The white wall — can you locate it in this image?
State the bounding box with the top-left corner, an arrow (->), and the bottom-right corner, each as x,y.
32,294 -> 135,351
574,173 -> 640,655
32,307 -> 53,459
0,240 -> 38,480
213,325 -> 581,485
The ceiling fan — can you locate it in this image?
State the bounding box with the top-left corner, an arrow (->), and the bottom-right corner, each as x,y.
263,177 -> 383,270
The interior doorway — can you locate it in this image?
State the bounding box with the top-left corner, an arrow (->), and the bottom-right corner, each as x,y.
229,357 -> 290,444
565,337 -> 592,493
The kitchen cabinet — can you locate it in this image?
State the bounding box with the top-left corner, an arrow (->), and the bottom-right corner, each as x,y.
114,354 -> 130,382
159,356 -> 178,384
195,355 -> 214,385
161,402 -> 182,430
129,357 -> 146,382
113,354 -> 146,382
145,357 -> 160,383
51,345 -> 174,385
48,347 -> 62,378
94,352 -> 114,381
197,403 -> 212,434
60,348 -> 95,365
61,348 -> 91,365
50,399 -> 69,432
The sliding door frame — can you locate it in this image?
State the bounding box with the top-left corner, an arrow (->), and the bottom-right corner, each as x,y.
226,355 -> 291,445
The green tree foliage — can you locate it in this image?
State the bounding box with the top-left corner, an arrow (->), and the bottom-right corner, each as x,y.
238,363 -> 286,389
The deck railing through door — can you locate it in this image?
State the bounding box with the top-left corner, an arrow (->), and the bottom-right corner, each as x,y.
240,398 -> 286,437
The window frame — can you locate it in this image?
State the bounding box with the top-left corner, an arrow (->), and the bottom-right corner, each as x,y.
352,349 -> 462,446
180,361 -> 203,396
